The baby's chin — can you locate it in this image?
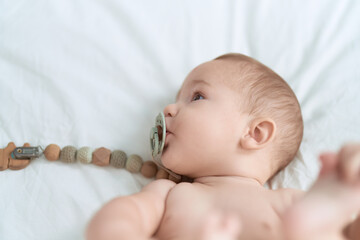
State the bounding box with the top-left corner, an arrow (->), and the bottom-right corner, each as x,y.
160,149 -> 177,171
161,148 -> 188,175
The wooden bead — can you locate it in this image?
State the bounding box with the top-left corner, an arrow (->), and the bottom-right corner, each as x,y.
92,147 -> 111,166
77,147 -> 92,164
110,150 -> 127,168
0,142 -> 16,171
44,144 -> 61,161
140,161 -> 158,178
60,146 -> 77,163
155,168 -> 169,179
125,154 -> 143,173
8,143 -> 31,170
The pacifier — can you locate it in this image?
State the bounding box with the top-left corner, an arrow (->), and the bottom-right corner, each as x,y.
150,112 -> 181,180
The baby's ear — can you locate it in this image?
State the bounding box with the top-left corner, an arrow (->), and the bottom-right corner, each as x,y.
240,118 -> 276,150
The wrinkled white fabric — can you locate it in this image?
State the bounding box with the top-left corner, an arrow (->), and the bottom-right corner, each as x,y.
1,1 -> 360,239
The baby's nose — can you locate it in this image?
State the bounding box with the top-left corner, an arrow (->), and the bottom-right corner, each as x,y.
163,103 -> 177,117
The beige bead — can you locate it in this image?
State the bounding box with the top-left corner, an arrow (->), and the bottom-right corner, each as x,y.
44,144 -> 61,161
140,161 -> 158,178
60,146 -> 77,163
125,154 -> 143,173
92,147 -> 111,166
77,147 -> 92,164
110,150 -> 127,168
156,168 -> 169,179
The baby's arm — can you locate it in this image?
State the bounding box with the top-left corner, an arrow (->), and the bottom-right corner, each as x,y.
86,179 -> 176,240
318,144 -> 360,240
283,144 -> 360,240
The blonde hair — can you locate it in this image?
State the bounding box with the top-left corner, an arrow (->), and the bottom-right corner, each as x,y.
214,53 -> 303,173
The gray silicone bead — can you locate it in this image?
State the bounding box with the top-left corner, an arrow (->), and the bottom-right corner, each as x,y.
60,146 -> 77,163
125,154 -> 143,173
110,150 -> 127,168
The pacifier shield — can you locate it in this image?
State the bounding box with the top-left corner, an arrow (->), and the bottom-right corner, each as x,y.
149,112 -> 181,180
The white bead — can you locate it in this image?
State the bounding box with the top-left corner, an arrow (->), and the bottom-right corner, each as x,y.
77,147 -> 92,164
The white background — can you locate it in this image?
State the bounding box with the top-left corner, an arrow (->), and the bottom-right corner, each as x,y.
1,1 -> 360,239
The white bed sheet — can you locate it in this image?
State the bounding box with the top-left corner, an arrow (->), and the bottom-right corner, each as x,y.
1,0 -> 360,239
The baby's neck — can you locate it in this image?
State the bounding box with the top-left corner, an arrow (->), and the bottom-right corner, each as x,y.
193,175 -> 263,187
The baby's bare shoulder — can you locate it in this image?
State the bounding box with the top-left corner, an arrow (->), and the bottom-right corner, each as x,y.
165,182 -> 207,204
142,179 -> 177,198
167,182 -> 197,195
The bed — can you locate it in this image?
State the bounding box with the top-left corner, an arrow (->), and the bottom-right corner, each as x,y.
1,0 -> 359,239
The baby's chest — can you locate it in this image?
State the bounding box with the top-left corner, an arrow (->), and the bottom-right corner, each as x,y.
154,183 -> 282,240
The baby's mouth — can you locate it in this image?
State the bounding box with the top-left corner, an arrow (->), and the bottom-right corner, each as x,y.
156,124 -> 173,149
157,126 -> 163,140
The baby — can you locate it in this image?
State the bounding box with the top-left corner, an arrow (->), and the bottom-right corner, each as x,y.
86,53 -> 360,240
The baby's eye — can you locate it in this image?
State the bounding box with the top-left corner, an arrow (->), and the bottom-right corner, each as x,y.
191,92 -> 204,101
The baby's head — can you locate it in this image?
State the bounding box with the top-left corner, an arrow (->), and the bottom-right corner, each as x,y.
161,53 -> 303,184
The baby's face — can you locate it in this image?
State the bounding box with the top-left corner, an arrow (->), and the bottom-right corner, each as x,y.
161,60 -> 250,178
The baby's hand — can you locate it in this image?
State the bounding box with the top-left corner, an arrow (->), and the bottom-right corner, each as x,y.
283,143 -> 360,240
337,144 -> 360,184
320,143 -> 360,184
198,211 -> 241,240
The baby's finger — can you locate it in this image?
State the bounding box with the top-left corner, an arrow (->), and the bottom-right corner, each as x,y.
319,152 -> 338,177
338,144 -> 360,183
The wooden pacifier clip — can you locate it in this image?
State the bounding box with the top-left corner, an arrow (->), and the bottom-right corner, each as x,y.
0,112 -> 193,183
0,142 -> 32,171
0,142 -> 184,183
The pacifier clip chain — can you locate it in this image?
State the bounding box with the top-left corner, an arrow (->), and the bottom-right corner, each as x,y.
0,142 -> 182,183
0,112 -> 191,183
